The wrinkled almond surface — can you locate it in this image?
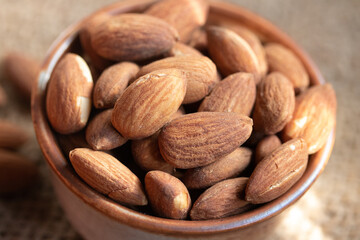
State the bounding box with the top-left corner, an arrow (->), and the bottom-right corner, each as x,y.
112,68 -> 187,139
245,138 -> 308,204
91,13 -> 178,61
198,72 -> 256,116
69,148 -> 148,206
159,112 -> 253,169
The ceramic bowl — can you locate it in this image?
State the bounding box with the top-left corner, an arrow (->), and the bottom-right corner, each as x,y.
32,0 -> 335,239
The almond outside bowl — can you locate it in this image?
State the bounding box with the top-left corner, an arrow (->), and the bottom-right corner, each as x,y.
31,0 -> 335,239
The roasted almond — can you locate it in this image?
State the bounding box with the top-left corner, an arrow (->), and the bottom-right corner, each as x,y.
93,62 -> 139,109
3,52 -> 40,100
283,83 -> 336,154
245,138 -> 308,204
112,68 -> 187,139
46,53 -> 93,134
0,120 -> 29,149
85,109 -> 127,151
254,135 -> 282,165
69,148 -> 148,206
164,42 -> 203,57
145,0 -> 208,43
145,170 -> 191,219
190,177 -> 251,220
198,72 -> 256,116
187,27 -> 208,52
206,26 -> 261,82
223,24 -> 268,77
183,147 -> 252,189
132,132 -> 174,174
265,43 -> 309,92
253,72 -> 295,134
137,55 -> 218,104
0,149 -> 38,195
91,13 -> 179,62
79,12 -> 113,71
158,112 -> 253,169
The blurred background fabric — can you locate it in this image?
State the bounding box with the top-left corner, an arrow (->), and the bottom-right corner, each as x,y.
0,0 -> 359,239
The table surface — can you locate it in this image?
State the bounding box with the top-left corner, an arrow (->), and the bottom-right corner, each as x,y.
0,0 -> 359,239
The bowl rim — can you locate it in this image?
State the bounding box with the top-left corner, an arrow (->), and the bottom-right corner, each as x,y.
31,0 -> 335,236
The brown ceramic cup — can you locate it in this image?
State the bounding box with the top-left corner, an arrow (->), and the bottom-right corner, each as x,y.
31,0 -> 335,239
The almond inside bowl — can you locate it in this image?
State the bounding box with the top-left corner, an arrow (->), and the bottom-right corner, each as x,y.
31,0 -> 335,239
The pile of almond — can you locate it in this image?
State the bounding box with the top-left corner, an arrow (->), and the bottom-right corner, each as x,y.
45,0 -> 336,220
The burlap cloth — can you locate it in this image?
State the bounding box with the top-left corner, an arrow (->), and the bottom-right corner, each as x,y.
0,0 -> 359,239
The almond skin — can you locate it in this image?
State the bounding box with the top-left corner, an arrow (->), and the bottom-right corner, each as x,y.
253,72 -> 295,134
283,84 -> 336,154
198,72 -> 256,116
93,62 -> 139,109
206,26 -> 261,82
145,0 -> 208,43
112,68 -> 187,139
132,132 -> 174,174
46,53 -> 93,134
79,12 -> 113,71
223,24 -> 268,78
164,42 -> 203,57
158,112 -> 253,169
187,27 -> 208,52
3,52 -> 40,100
91,13 -> 179,62
254,135 -> 282,165
183,147 -> 252,189
85,109 -> 127,151
0,149 -> 38,195
0,120 -> 29,149
190,177 -> 251,220
137,56 -> 218,104
145,170 -> 191,219
265,43 -> 309,92
245,138 -> 308,204
69,148 -> 148,206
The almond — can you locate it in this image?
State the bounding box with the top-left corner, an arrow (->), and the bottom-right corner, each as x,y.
253,72 -> 295,134
183,147 -> 252,189
254,135 -> 282,165
69,148 -> 148,206
79,12 -> 113,71
198,72 -> 256,116
206,26 -> 261,82
0,85 -> 7,107
164,42 -> 203,57
46,53 -> 93,134
245,138 -> 308,204
132,132 -> 174,174
145,170 -> 191,219
283,83 -> 336,154
190,177 -> 251,220
57,130 -> 90,156
0,149 -> 38,195
91,13 -> 179,62
137,56 -> 218,104
265,43 -> 309,92
158,112 -> 253,169
3,52 -> 40,100
145,0 -> 208,43
85,109 -> 127,151
112,68 -> 187,139
93,62 -> 139,109
223,24 -> 268,78
0,120 -> 29,149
